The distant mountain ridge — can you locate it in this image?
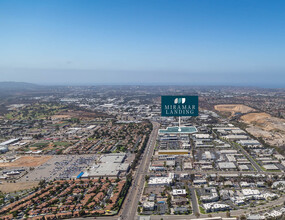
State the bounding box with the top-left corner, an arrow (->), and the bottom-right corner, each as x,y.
0,81 -> 42,90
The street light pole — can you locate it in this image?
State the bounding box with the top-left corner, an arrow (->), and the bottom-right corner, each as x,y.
178,116 -> 181,132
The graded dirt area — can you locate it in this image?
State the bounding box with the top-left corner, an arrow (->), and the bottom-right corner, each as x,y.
215,104 -> 285,147
0,156 -> 52,168
241,112 -> 285,147
0,181 -> 39,193
214,104 -> 255,116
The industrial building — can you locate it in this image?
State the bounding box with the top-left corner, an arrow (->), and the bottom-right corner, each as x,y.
158,150 -> 190,155
158,126 -> 197,134
81,153 -> 130,178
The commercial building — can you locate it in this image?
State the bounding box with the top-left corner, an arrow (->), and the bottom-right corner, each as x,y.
81,153 -> 130,178
183,162 -> 193,170
223,135 -> 248,141
142,202 -> 155,211
203,202 -> 230,213
263,164 -> 279,170
0,146 -> 8,154
218,162 -> 237,170
237,140 -> 261,146
158,126 -> 197,134
148,173 -> 174,186
0,138 -> 20,146
158,150 -> 190,155
172,189 -> 186,197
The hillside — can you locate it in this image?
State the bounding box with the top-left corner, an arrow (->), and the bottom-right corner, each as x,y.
214,104 -> 255,117
215,104 -> 285,147
0,81 -> 42,91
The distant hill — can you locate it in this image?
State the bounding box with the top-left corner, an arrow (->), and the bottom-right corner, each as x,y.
0,82 -> 42,91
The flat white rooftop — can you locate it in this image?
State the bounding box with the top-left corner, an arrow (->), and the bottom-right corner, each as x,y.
159,126 -> 197,134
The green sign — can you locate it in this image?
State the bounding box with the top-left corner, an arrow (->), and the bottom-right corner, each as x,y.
161,96 -> 198,117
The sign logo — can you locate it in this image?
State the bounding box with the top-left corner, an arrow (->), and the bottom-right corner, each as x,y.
161,96 -> 198,117
174,98 -> 186,104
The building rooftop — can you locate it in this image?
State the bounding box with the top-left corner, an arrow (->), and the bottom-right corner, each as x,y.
159,126 -> 197,134
218,162 -> 236,169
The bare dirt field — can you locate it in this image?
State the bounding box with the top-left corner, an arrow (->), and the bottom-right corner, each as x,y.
0,156 -> 52,168
50,114 -> 71,120
215,104 -> 285,147
0,181 -> 39,193
214,104 -> 255,116
241,113 -> 285,147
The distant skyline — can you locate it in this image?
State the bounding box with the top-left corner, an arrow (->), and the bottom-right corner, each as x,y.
0,0 -> 285,87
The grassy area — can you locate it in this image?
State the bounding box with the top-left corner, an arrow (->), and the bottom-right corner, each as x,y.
51,123 -> 69,127
5,113 -> 13,119
31,142 -> 49,148
5,103 -> 66,120
53,141 -> 71,146
115,145 -> 127,152
199,206 -> 206,214
264,169 -> 282,172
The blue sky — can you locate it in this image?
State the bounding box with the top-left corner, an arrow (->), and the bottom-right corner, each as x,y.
0,0 -> 284,87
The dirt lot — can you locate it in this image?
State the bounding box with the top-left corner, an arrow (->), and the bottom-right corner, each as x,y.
0,181 -> 39,193
214,104 -> 255,116
50,114 -> 71,120
0,156 -> 52,168
241,113 -> 285,147
215,104 -> 285,147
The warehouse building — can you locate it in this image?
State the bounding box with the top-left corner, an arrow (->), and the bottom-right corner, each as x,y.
158,150 -> 190,155
81,153 -> 130,178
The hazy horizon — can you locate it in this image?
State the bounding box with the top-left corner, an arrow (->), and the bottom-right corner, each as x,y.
1,0 -> 285,87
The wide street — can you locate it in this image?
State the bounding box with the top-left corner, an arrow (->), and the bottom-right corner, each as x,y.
189,187 -> 199,216
233,142 -> 262,172
119,121 -> 160,220
147,170 -> 283,176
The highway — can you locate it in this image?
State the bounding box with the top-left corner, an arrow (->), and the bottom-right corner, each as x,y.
119,121 -> 160,220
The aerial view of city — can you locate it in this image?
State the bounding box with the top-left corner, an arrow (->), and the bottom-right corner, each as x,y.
0,1 -> 284,220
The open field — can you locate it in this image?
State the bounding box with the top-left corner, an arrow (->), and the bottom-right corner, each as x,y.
55,110 -> 108,119
4,103 -> 66,120
0,156 -> 52,168
241,112 -> 285,147
0,181 -> 39,193
50,114 -> 71,120
214,104 -> 255,116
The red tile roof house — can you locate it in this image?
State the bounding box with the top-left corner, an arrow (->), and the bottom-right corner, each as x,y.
89,210 -> 105,215
73,211 -> 80,217
44,214 -> 56,220
0,214 -> 13,220
28,216 -> 44,220
56,212 -> 72,219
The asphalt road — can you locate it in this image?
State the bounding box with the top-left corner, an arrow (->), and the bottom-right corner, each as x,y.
119,121 -> 160,220
147,170 -> 283,176
74,191 -> 285,220
233,143 -> 262,172
189,187 -> 199,215
73,122 -> 285,220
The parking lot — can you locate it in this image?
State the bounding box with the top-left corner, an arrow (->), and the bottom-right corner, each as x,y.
19,155 -> 97,181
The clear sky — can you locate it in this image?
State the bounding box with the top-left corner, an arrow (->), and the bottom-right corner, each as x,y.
0,0 -> 284,87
